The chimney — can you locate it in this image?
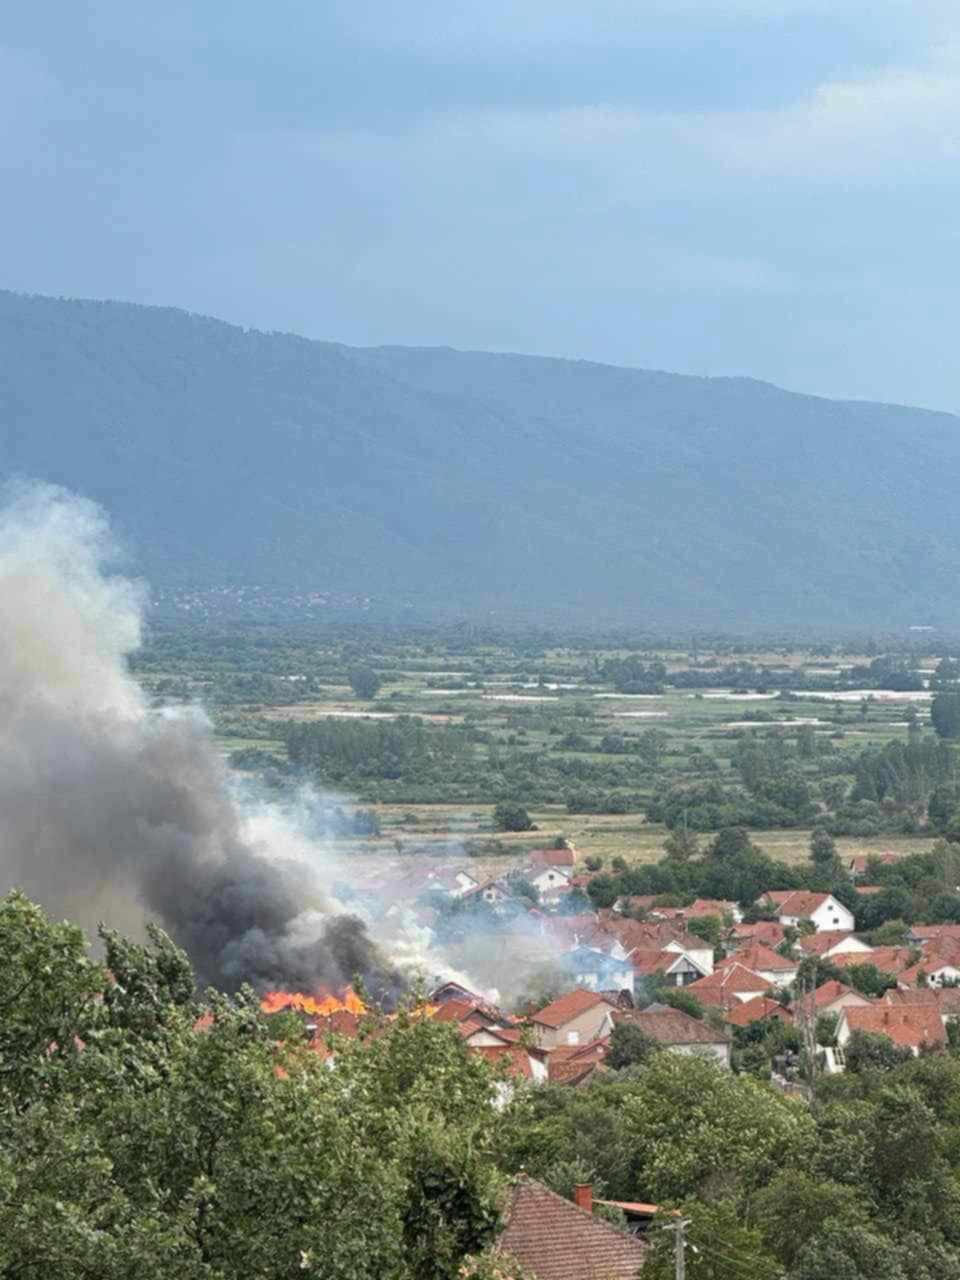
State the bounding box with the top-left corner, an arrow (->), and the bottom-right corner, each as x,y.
573,1184 -> 593,1214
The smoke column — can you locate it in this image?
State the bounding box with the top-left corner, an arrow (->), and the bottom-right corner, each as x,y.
0,483 -> 403,1002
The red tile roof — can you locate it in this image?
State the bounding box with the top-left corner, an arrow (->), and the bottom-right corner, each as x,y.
687,964 -> 769,1010
616,1007 -> 730,1046
471,1045 -> 544,1079
722,943 -> 796,973
885,987 -> 960,1015
530,989 -> 613,1029
911,925 -> 960,943
832,947 -> 914,974
724,996 -> 793,1028
731,921 -> 787,948
760,890 -> 833,917
498,1178 -> 647,1280
528,847 -> 576,868
797,979 -> 867,1010
849,852 -> 904,875
842,1005 -> 946,1050
799,930 -> 863,956
686,899 -> 738,918
548,1039 -> 610,1084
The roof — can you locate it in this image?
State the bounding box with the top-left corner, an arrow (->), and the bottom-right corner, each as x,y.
498,1178 -> 647,1280
732,921 -> 787,947
910,925 -> 960,942
617,1007 -> 730,1046
686,899 -> 737,918
798,979 -> 868,1010
799,930 -> 863,955
832,947 -> 914,974
850,852 -> 904,874
471,1045 -> 543,1079
548,1039 -> 610,1084
528,847 -> 576,868
725,996 -> 793,1027
842,1005 -> 946,1050
530,989 -> 613,1029
759,890 -> 834,917
686,964 -> 769,1010
602,918 -> 707,956
631,949 -> 699,977
884,987 -> 960,1014
723,943 -> 796,973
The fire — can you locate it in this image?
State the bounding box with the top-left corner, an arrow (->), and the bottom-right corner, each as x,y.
260,987 -> 366,1017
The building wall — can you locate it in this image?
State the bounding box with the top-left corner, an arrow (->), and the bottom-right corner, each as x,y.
534,1005 -> 614,1049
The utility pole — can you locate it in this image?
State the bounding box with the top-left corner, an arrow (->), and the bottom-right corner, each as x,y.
662,1217 -> 691,1280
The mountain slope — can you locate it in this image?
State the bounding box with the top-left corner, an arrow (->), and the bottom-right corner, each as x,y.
0,288 -> 957,625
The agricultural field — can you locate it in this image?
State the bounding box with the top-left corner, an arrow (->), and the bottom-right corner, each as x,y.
131,622 -> 960,871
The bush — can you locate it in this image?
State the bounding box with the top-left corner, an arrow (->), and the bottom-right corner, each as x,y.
492,802 -> 534,832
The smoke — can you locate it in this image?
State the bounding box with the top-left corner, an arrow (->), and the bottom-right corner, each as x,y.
0,483 -> 404,1003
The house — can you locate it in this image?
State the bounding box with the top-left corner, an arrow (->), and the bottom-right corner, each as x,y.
730,920 -> 788,951
685,898 -> 743,924
524,864 -> 574,900
614,1006 -> 731,1067
529,989 -> 618,1049
631,948 -> 710,988
563,945 -> 635,997
897,939 -> 960,988
799,931 -> 872,959
724,995 -> 794,1030
849,852 -> 904,878
470,1037 -> 550,1104
836,1005 -> 946,1060
832,947 -> 915,978
790,979 -> 871,1019
686,963 -> 770,1011
908,924 -> 960,945
883,987 -> 960,1023
425,866 -> 479,898
497,1179 -> 646,1280
601,919 -> 714,976
721,944 -> 797,987
757,890 -> 855,933
547,1038 -> 610,1085
527,846 -> 577,869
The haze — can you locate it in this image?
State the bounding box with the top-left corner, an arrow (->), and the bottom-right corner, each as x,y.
3,1 -> 960,410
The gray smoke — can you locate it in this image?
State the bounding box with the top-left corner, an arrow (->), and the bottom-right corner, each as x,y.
0,483 -> 404,1003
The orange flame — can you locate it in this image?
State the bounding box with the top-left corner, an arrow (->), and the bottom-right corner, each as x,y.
260,986 -> 366,1017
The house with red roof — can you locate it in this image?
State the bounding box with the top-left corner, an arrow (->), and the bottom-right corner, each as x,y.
613,1005 -> 731,1067
529,989 -> 618,1049
790,979 -> 871,1019
724,995 -> 794,1030
686,963 -> 770,1012
527,846 -> 577,869
836,1004 -> 946,1060
832,947 -> 915,978
799,930 -> 872,959
849,851 -> 904,878
897,938 -> 960,989
757,890 -> 854,933
547,1039 -> 610,1086
497,1178 -> 646,1280
685,898 -> 743,923
883,987 -> 960,1022
730,920 -> 787,950
720,944 -> 797,987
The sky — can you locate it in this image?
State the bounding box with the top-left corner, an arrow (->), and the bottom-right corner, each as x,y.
4,0 -> 960,410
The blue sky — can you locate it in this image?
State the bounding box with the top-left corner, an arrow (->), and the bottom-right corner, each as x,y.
4,1 -> 959,409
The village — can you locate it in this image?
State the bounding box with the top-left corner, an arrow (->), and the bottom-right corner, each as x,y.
296,842 -> 959,1093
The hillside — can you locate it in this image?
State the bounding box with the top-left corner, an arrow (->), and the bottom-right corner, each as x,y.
1,288 -> 958,626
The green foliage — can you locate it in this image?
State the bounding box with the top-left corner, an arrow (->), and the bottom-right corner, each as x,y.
845,1029 -> 914,1072
492,802 -> 534,832
933,694 -> 960,740
606,1022 -> 660,1070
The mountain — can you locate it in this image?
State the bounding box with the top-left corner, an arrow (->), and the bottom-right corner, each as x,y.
0,288 -> 958,626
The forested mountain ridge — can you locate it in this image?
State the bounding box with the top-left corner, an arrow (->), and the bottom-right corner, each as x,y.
1,287 -> 958,625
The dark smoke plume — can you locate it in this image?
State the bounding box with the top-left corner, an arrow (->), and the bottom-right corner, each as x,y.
0,483 -> 404,1004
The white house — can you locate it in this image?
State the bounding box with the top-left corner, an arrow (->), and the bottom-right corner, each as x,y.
525,864 -> 573,900
758,890 -> 854,933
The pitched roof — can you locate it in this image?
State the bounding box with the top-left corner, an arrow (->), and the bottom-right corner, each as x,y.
684,965 -> 769,1011
884,987 -> 960,1015
722,943 -> 796,973
547,1039 -> 610,1084
832,946 -> 915,974
850,852 -> 904,874
801,979 -> 869,1010
498,1178 -> 647,1280
470,1044 -> 544,1079
732,921 -> 787,947
631,949 -> 699,977
842,1005 -> 946,1050
602,918 -> 706,955
528,847 -> 576,868
686,899 -> 737,918
911,925 -> 960,943
799,930 -> 863,956
760,890 -> 833,917
725,995 -> 793,1027
530,989 -> 613,1029
617,1007 -> 730,1045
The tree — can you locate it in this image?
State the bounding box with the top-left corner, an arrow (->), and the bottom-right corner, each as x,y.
492,802 -> 534,832
584,855 -> 604,872
606,1023 -> 659,1070
663,828 -> 700,862
708,826 -> 753,860
750,1169 -> 867,1269
932,693 -> 960,740
349,665 -> 384,700
844,1029 -> 913,1072
809,827 -> 839,875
